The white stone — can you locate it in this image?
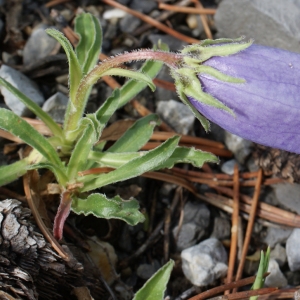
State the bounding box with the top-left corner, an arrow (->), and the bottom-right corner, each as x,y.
286,228 -> 300,272
156,100 -> 195,135
42,92 -> 68,123
265,259 -> 287,288
181,238 -> 228,286
0,65 -> 44,116
103,9 -> 127,20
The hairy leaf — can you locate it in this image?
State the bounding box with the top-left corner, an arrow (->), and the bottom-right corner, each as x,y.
154,146 -> 219,169
108,114 -> 160,153
75,13 -> 102,74
80,136 -> 180,192
72,193 -> 145,225
0,158 -> 29,186
0,77 -> 63,139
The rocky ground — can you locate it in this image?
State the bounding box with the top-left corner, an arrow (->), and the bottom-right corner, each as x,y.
0,0 -> 300,299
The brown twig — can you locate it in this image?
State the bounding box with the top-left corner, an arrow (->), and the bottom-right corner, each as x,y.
233,169 -> 263,290
45,0 -> 71,8
134,0 -> 194,36
152,78 -> 176,91
101,0 -> 200,44
0,187 -> 26,203
188,273 -> 269,300
257,288 -> 300,299
141,142 -> 232,157
192,0 -> 213,39
174,188 -> 185,243
164,206 -> 171,263
158,3 -> 216,15
213,186 -> 300,226
208,287 -> 277,300
151,131 -> 225,148
225,164 -> 239,294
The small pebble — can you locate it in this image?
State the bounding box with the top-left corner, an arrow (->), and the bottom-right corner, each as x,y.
0,65 -> 44,116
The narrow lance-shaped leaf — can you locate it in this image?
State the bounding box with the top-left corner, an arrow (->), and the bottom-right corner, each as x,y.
0,109 -> 64,170
133,260 -> 174,300
0,77 -> 63,139
75,13 -> 102,74
0,158 -> 30,186
250,247 -> 270,300
102,68 -> 156,92
79,136 -> 180,192
89,147 -> 218,170
174,79 -> 210,132
107,114 -> 161,153
88,151 -> 141,168
67,118 -> 97,180
72,193 -> 145,226
94,88 -> 120,126
46,29 -> 83,135
154,146 -> 219,170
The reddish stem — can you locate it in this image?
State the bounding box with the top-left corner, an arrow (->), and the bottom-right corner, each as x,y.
53,191 -> 72,240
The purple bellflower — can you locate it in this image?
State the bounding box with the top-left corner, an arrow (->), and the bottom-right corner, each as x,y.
173,38 -> 300,154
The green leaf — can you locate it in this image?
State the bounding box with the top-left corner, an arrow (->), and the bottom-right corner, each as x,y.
102,68 -> 156,92
75,13 -> 102,74
250,247 -> 271,300
27,162 -> 67,186
46,28 -> 83,135
0,158 -> 29,186
174,79 -> 210,132
94,88 -> 120,135
108,114 -> 161,153
133,260 -> 174,300
154,147 -> 219,170
66,43 -> 168,136
0,77 -> 63,139
80,136 -> 180,192
67,119 -> 97,180
46,28 -> 82,104
0,109 -> 64,169
71,193 -> 145,225
89,151 -> 141,168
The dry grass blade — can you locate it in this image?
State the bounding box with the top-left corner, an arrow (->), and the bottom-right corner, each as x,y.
192,0 -> 213,39
45,0 -> 71,8
208,287 -> 277,300
141,142 -> 232,157
153,78 -> 176,91
101,0 -> 200,43
134,0 -> 194,36
257,288 -> 300,299
0,187 -> 26,202
213,186 -> 300,227
225,164 -> 240,294
158,3 -> 216,15
234,169 -> 263,290
151,131 -> 225,148
143,171 -> 197,194
188,273 -> 269,300
202,192 -> 300,228
23,170 -> 70,261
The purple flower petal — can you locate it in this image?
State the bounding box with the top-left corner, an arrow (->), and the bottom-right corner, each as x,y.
188,44 -> 300,154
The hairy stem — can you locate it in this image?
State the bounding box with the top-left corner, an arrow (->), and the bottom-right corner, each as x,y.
64,50 -> 184,137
